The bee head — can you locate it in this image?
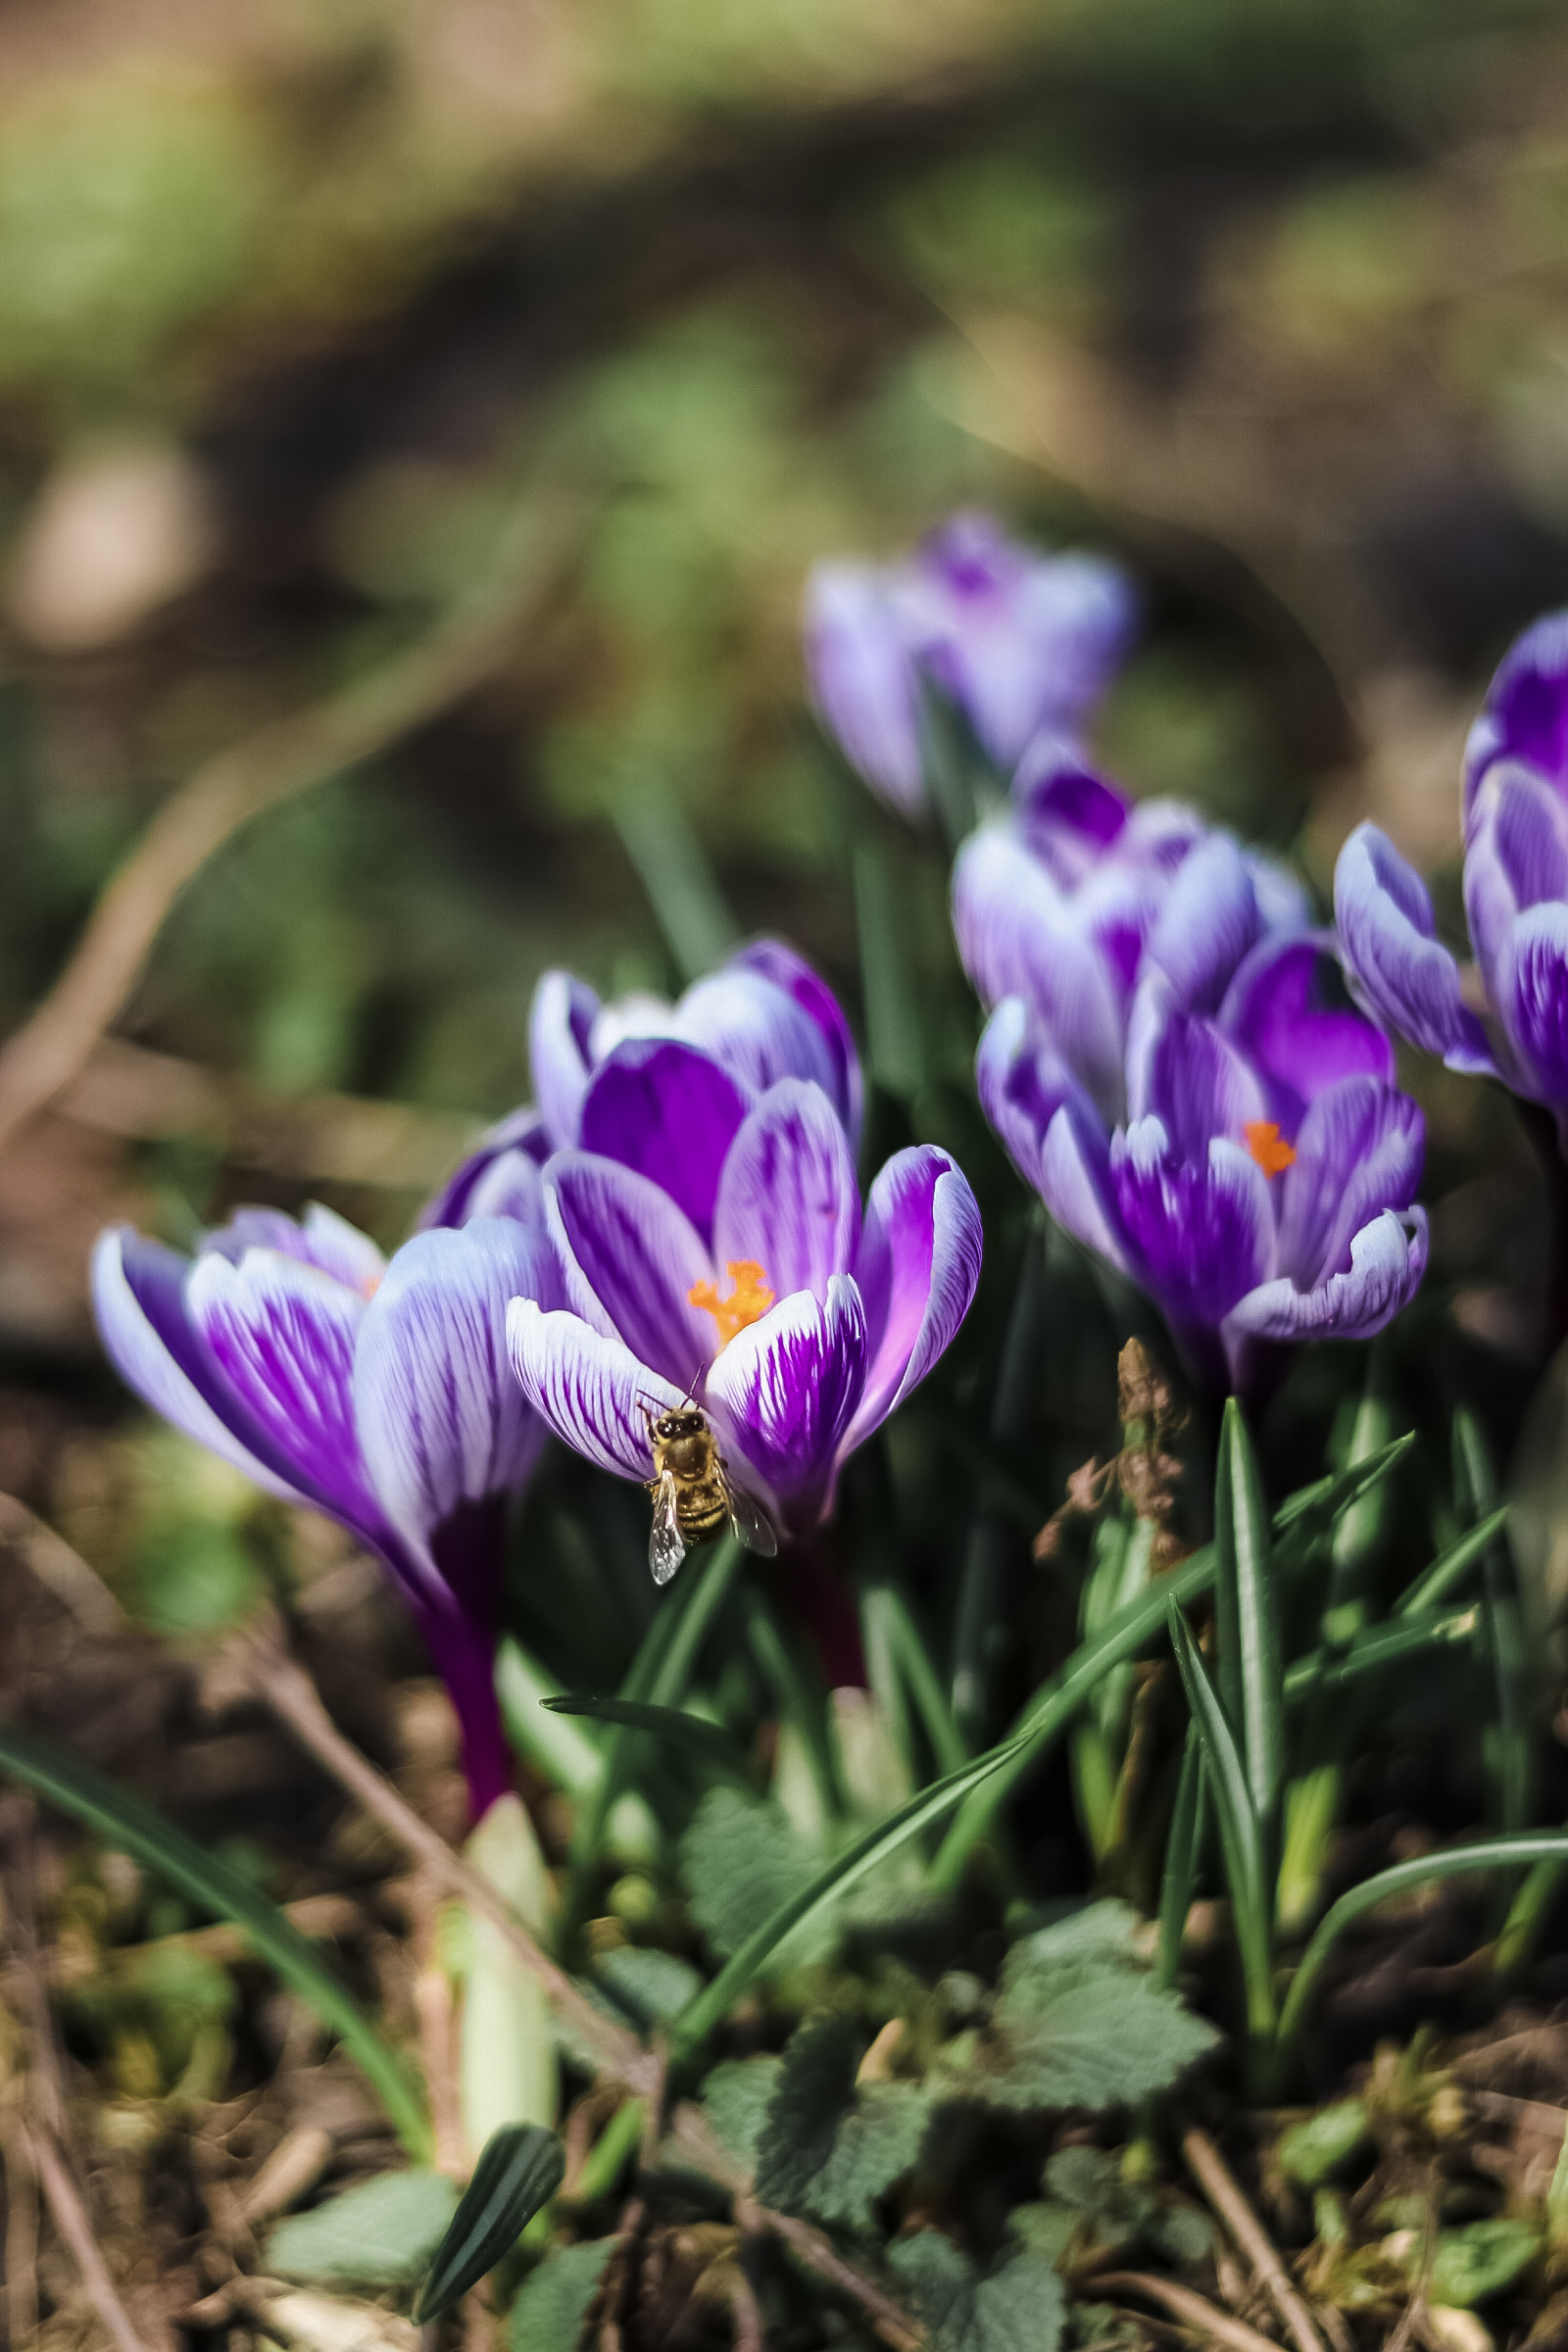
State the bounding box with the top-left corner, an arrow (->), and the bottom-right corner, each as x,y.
652,1405 -> 708,1443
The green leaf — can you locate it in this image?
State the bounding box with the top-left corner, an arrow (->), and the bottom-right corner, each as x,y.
1155,1723 -> 1205,1994
1167,1603 -> 1275,2042
1276,2100 -> 1369,2187
569,1534 -> 746,1885
753,2014 -> 861,2211
889,2232 -> 1066,2352
1275,1831 -> 1568,2082
0,1721 -> 429,2158
933,1899 -> 1218,2114
1217,1396 -> 1284,1838
678,1787 -> 819,1963
1284,1604 -> 1482,1700
543,1694 -> 751,1774
702,2056 -> 782,2169
1394,1510 -> 1511,1617
613,782 -> 737,985
416,2124 -> 564,2321
269,2170 -> 459,2286
509,2237 -> 616,2352
808,2082 -> 933,2234
675,1544 -> 1223,2052
1427,2218 -> 1541,2307
1272,1434 -> 1416,1534
594,1945 -> 703,2028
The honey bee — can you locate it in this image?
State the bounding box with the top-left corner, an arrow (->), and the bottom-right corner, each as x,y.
643,1402 -> 777,1586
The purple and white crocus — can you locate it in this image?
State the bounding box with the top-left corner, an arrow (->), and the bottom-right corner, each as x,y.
506,990 -> 982,1545
805,512 -> 1135,817
92,1205 -> 556,1817
961,758 -> 1428,1395
422,938 -> 862,1233
1336,612 -> 1568,1149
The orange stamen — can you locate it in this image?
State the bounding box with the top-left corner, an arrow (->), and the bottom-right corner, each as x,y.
1244,1120 -> 1297,1178
689,1259 -> 775,1348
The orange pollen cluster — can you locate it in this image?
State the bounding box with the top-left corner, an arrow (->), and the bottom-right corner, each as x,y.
688,1259 -> 775,1348
1244,1120 -> 1297,1177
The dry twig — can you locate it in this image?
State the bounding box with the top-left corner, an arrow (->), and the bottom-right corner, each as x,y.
1182,2127 -> 1326,2352
0,492 -> 584,1155
1094,2271 -> 1292,2352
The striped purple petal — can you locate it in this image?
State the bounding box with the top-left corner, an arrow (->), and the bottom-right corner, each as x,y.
546,1150 -> 715,1393
703,1277 -> 868,1530
578,1037 -> 752,1246
848,1145 -> 983,1448
508,1298 -> 683,1481
711,1080 -> 860,1306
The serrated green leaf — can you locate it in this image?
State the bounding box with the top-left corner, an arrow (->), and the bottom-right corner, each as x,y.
269,2171 -> 459,2287
701,2056 -> 782,2169
809,2082 -> 933,2234
595,1945 -> 703,2028
508,2237 -> 616,2351
753,2014 -> 861,2210
1427,2218 -> 1541,2307
932,1899 -> 1218,2113
678,1787 -> 819,1962
1276,2099 -> 1369,2187
889,2231 -> 1067,2352
0,1721 -> 429,2158
416,2124 -> 564,2321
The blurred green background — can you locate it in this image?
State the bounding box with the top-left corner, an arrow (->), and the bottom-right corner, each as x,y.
0,0 -> 1565,1384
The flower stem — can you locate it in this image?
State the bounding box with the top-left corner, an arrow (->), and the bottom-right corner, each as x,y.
1518,1097 -> 1568,1354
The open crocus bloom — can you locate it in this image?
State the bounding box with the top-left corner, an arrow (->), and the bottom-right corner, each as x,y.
422,939 -> 862,1234
92,1204 -> 557,1816
508,1064 -> 982,1544
955,746 -> 1311,1124
1336,612 -> 1568,1146
805,513 -> 1135,816
978,931 -> 1428,1396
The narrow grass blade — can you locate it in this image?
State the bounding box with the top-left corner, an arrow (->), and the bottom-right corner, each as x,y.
880,1584 -> 969,1776
674,1544 -> 1224,2053
543,1695 -> 751,1775
570,1534 -> 746,1874
1167,1602 -> 1275,2042
1394,1509 -> 1510,1616
1496,1850 -> 1567,1974
497,1640 -> 603,1799
1273,1433 -> 1417,1533
0,1722 -> 429,2158
852,836 -> 923,1099
1455,1409 -> 1532,1837
930,1542 -> 1218,1888
1284,1604 -> 1482,1701
744,1587 -> 839,1827
613,785 -> 737,985
1275,1832 -> 1568,2080
415,2123 -> 565,2321
1325,1343 -> 1397,1628
953,1222 -> 1046,1745
1155,1723 -> 1205,1993
1217,1397 -> 1284,1843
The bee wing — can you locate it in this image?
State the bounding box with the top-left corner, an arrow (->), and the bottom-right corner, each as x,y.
723,1476 -> 778,1559
649,1473 -> 688,1588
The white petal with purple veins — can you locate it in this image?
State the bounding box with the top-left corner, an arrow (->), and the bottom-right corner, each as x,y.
90,1229 -> 305,1504
1227,1206 -> 1429,1342
355,1220 -> 556,1568
529,970 -> 602,1148
186,1247 -> 378,1528
847,1148 -> 983,1449
546,1152 -> 716,1392
1335,822 -> 1497,1078
508,1298 -> 682,1482
711,1079 -> 861,1305
704,1276 -> 868,1527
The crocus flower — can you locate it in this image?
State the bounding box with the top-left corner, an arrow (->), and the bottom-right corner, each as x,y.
953,742 -> 1311,1118
508,1038 -> 983,1547
977,910 -> 1429,1396
1336,612 -> 1568,1146
91,1204 -> 557,1815
805,512 -> 1135,816
423,939 -> 863,1234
